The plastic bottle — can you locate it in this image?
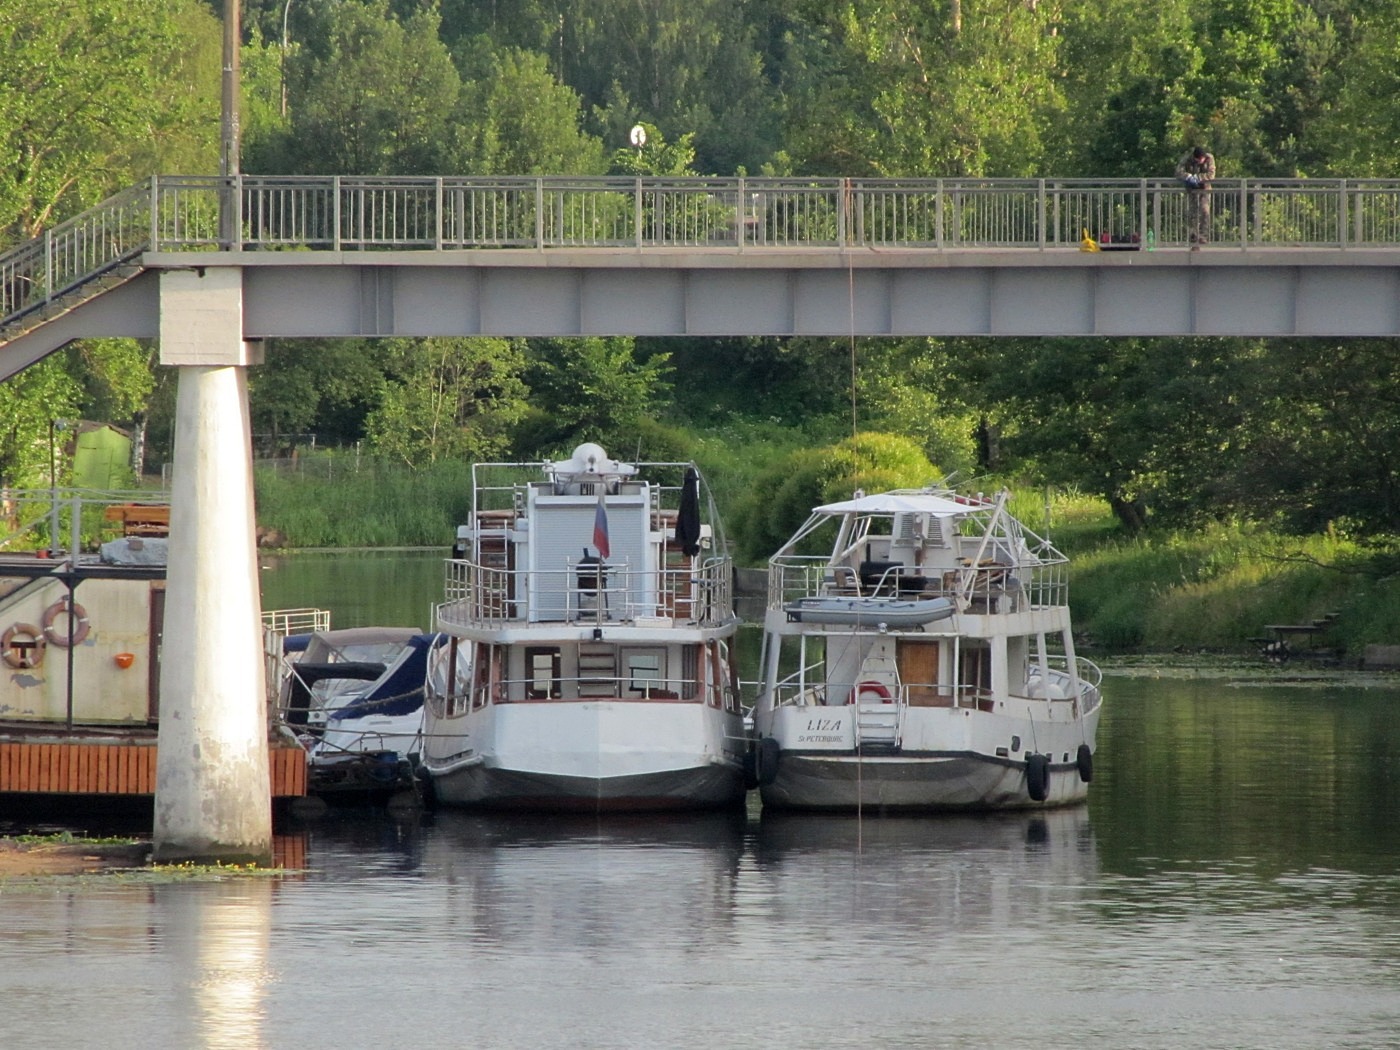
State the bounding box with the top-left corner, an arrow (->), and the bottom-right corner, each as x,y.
1146,229 -> 1156,251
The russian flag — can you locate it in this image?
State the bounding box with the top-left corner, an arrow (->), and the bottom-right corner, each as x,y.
592,488 -> 610,559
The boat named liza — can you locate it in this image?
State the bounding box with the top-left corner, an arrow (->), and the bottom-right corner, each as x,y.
752,487 -> 1103,810
420,443 -> 747,811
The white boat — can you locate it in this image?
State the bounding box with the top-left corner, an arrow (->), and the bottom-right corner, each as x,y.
268,621 -> 444,797
752,487 -> 1103,811
420,443 -> 747,811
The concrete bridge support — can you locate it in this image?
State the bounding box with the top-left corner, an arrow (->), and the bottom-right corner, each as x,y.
152,267 -> 271,864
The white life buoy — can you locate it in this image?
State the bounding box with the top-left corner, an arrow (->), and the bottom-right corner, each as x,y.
2,622 -> 45,669
41,597 -> 91,647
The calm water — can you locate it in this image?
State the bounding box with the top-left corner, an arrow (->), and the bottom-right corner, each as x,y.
3,552 -> 1399,1048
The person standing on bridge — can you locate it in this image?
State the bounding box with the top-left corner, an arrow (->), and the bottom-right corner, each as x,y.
1175,145 -> 1216,249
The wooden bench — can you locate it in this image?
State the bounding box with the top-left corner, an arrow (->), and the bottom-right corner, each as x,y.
103,504 -> 170,537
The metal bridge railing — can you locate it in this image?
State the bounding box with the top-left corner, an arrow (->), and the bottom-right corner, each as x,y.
6,175 -> 1400,333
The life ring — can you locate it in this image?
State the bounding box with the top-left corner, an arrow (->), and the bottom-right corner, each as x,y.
1026,752 -> 1050,802
846,680 -> 893,704
2,622 -> 46,669
41,598 -> 91,647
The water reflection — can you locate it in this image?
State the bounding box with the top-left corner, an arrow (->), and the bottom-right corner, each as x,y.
5,670 -> 1400,1049
170,883 -> 274,1050
357,808 -> 750,955
752,806 -> 1099,933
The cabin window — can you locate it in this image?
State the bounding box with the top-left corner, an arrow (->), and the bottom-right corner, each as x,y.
959,646 -> 993,701
444,639 -> 469,718
624,648 -> 669,698
709,642 -> 738,711
470,644 -> 493,711
526,646 -> 562,699
684,645 -> 701,701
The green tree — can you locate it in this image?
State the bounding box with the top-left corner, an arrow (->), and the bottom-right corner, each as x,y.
272,0 -> 461,174
1312,2 -> 1400,176
248,339 -> 387,450
575,0 -> 778,173
852,338 -> 980,477
607,124 -> 699,177
1228,339 -> 1400,534
517,337 -> 673,456
972,336 -> 1261,531
70,339 -> 158,476
0,357 -> 82,489
450,43 -> 606,174
0,0 -> 220,241
776,0 -> 1065,176
364,337 -> 530,467
1053,0 -> 1199,175
730,431 -> 938,561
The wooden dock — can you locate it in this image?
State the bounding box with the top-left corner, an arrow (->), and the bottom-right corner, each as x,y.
0,731 -> 306,798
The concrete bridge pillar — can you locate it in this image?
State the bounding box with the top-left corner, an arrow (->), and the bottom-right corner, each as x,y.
152,266 -> 271,864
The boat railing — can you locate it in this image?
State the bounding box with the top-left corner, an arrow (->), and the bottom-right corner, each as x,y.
435,671 -> 739,709
0,486 -> 171,557
1022,655 -> 1103,713
764,661 -> 831,709
766,670 -> 986,712
765,661 -> 1103,714
953,559 -> 1069,613
440,555 -> 734,628
768,555 -> 1069,611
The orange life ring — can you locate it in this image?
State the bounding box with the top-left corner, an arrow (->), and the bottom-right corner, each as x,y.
847,680 -> 893,704
41,598 -> 91,647
2,622 -> 46,669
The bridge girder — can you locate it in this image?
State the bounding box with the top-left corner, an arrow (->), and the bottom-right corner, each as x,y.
4,248 -> 1399,379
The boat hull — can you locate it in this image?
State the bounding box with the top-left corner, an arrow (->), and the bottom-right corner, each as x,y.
423,700 -> 748,812
429,760 -> 746,811
759,750 -> 1090,811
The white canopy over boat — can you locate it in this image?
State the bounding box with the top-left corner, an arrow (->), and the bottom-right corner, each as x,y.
813,491 -> 993,517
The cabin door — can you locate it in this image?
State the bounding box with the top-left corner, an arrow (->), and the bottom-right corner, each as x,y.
898,642 -> 940,706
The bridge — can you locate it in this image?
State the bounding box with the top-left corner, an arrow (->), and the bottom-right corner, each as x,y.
4,173 -> 1398,862
5,176 -> 1400,374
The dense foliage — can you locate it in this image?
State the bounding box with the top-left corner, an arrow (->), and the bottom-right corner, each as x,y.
2,0 -> 1399,564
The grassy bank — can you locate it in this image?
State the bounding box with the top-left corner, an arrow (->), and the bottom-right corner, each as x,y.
253,454 -> 1399,657
254,455 -> 473,548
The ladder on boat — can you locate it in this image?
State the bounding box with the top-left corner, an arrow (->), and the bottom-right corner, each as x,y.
854,703 -> 900,747
852,642 -> 902,747
578,644 -> 617,698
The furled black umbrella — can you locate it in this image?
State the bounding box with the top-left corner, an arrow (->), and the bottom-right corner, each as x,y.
675,466 -> 702,557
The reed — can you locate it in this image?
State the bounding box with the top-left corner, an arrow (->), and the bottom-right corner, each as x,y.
254,454 -> 472,549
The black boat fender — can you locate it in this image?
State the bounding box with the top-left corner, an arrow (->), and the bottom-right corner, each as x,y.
1076,743 -> 1094,783
1026,752 -> 1050,802
742,749 -> 760,790
755,736 -> 781,787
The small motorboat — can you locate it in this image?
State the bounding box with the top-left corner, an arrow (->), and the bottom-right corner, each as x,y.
270,624 -> 444,799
